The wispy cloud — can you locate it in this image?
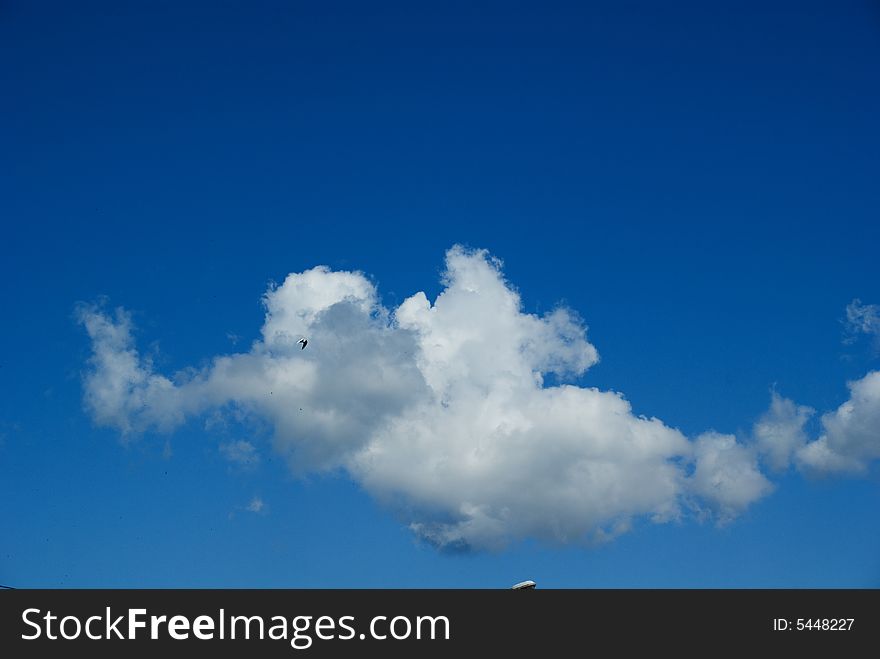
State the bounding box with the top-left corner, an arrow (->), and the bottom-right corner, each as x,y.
843,298 -> 880,348
220,440 -> 260,468
76,246 -> 878,551
245,496 -> 265,514
229,496 -> 267,520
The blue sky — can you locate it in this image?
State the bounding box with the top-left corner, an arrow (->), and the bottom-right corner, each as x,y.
2,0 -> 879,587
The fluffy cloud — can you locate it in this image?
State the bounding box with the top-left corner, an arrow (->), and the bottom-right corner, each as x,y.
795,371 -> 880,475
753,392 -> 814,471
79,246 -> 779,550
75,306 -> 180,436
748,297 -> 880,477
688,432 -> 773,522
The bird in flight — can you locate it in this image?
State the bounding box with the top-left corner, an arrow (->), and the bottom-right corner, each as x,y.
298,337 -> 308,350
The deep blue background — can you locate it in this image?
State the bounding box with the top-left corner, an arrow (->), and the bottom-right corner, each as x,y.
2,0 -> 878,587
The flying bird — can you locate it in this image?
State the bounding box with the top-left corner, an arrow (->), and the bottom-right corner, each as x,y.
298,337 -> 308,350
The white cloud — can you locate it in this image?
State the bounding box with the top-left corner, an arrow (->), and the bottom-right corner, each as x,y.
220,440 -> 260,467
79,245 -> 777,550
355,384 -> 691,549
752,392 -> 813,471
246,496 -> 265,514
796,370 -> 880,475
749,299 -> 880,477
688,432 -> 773,522
844,299 -> 880,343
74,305 -> 181,437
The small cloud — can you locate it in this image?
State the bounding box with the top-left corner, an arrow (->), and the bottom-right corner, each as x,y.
229,496 -> 268,520
220,440 -> 260,467
246,496 -> 265,514
843,299 -> 880,347
795,370 -> 880,475
226,332 -> 241,346
752,391 -> 813,471
688,432 -> 773,523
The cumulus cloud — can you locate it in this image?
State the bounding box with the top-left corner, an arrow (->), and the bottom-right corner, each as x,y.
753,392 -> 814,471
79,246 -> 778,550
749,299 -> 880,476
795,371 -> 880,475
688,432 -> 773,522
